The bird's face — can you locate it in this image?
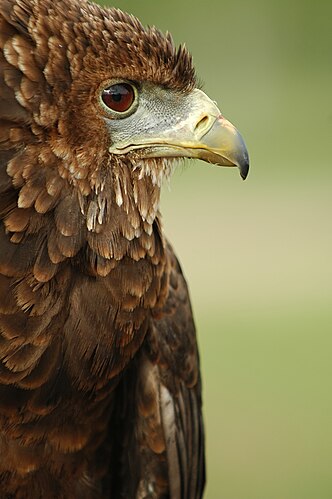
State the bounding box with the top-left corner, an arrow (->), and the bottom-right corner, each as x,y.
98,80 -> 249,182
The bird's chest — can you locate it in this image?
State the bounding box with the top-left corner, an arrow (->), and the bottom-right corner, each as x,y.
0,256 -> 166,495
62,256 -> 165,389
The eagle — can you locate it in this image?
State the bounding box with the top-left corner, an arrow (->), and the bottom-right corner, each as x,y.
0,0 -> 249,497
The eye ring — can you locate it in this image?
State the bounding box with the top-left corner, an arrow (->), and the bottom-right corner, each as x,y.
99,80 -> 138,118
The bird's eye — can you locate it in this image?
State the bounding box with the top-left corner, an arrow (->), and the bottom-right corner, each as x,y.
101,83 -> 136,114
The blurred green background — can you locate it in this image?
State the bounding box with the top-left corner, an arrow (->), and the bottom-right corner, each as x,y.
96,0 -> 332,497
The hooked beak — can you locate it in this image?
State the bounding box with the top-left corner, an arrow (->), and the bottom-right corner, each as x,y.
192,114 -> 249,180
108,88 -> 249,179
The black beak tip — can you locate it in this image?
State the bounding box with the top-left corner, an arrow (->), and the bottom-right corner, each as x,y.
240,158 -> 250,180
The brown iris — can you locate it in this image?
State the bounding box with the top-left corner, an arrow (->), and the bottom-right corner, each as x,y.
101,83 -> 135,113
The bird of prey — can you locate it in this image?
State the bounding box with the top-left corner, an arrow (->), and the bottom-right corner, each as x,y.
0,0 -> 249,497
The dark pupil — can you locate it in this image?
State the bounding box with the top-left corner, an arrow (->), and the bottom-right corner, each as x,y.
112,92 -> 122,102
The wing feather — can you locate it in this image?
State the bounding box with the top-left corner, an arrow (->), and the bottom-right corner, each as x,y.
111,243 -> 205,498
154,244 -> 205,498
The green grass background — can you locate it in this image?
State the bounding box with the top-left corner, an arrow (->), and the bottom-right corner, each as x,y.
96,0 -> 332,497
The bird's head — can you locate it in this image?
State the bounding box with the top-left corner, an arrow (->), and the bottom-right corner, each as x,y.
22,1 -> 248,208
1,0 -> 249,269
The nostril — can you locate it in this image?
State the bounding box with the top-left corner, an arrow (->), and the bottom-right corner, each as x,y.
194,115 -> 211,135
